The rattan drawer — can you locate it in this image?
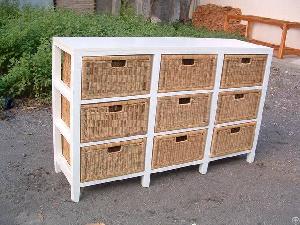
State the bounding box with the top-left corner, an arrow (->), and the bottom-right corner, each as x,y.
211,122 -> 256,157
216,90 -> 261,124
62,137 -> 146,182
61,98 -> 149,142
158,54 -> 217,92
155,93 -> 211,132
61,95 -> 70,127
61,52 -> 71,87
62,136 -> 70,164
221,54 -> 267,88
61,53 -> 152,99
81,99 -> 149,142
152,130 -> 207,169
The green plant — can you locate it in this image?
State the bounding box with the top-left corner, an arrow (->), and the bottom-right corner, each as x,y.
0,3 -> 243,102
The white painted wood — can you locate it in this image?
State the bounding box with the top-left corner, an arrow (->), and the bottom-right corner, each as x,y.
53,79 -> 72,102
157,89 -> 213,97
53,118 -> 71,143
80,135 -> 147,148
200,53 -> 225,174
53,37 -> 270,52
81,94 -> 150,105
56,154 -> 72,184
52,45 -> 62,173
210,150 -> 251,162
77,48 -> 269,57
220,86 -> 263,92
79,126 -> 209,148
80,172 -> 145,187
151,159 -> 205,174
199,162 -> 208,174
52,37 -> 273,202
69,52 -> 82,202
155,126 -> 208,136
53,37 -> 73,55
247,52 -> 273,163
141,53 -> 161,188
215,119 -> 257,128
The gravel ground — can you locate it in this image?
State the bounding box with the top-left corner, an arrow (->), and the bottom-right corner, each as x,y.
0,61 -> 299,225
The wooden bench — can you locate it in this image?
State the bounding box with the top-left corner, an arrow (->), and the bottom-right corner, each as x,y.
224,14 -> 300,59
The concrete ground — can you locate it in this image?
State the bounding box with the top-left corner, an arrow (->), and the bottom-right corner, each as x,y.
0,61 -> 299,225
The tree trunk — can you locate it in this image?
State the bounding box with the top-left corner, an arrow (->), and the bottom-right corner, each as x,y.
128,0 -> 151,18
179,0 -> 192,22
151,0 -> 179,22
96,0 -> 121,15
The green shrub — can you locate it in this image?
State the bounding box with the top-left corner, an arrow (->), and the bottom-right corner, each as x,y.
0,3 -> 243,102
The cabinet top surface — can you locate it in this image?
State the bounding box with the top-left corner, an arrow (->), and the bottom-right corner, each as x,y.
53,37 -> 272,52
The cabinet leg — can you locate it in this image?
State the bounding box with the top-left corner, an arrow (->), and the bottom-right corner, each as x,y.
141,174 -> 150,188
54,160 -> 61,173
71,186 -> 81,202
246,152 -> 255,163
199,162 -> 209,175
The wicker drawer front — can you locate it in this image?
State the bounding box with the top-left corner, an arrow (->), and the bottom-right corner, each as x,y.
61,52 -> 71,87
221,54 -> 267,88
61,95 -> 70,127
80,139 -> 146,182
216,90 -> 261,123
158,54 -> 217,92
62,136 -> 70,164
152,130 -> 207,169
81,55 -> 152,99
155,93 -> 211,132
80,99 -> 149,143
211,122 -> 256,157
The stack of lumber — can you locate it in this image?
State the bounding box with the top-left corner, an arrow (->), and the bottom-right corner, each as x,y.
55,0 -> 95,12
192,4 -> 246,35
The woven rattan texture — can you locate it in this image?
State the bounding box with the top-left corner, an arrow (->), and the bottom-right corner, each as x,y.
221,54 -> 267,88
81,55 -> 152,99
80,139 -> 146,182
61,52 -> 71,87
80,99 -> 149,143
216,90 -> 261,123
155,93 -> 211,132
152,130 -> 207,169
62,136 -> 70,164
61,95 -> 70,127
211,122 -> 256,157
158,54 -> 217,92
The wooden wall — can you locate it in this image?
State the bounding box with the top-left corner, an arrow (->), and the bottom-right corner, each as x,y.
55,0 -> 96,13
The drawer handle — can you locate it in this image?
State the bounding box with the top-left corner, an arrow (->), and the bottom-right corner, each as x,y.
241,58 -> 251,64
107,146 -> 122,153
179,97 -> 191,104
109,105 -> 123,112
111,60 -> 126,67
182,59 -> 194,65
176,135 -> 188,142
231,127 -> 241,133
235,94 -> 244,99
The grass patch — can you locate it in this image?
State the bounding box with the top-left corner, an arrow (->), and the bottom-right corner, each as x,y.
0,3 -> 243,102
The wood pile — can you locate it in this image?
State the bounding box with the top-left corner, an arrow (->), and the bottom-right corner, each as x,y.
55,0 -> 95,12
192,4 -> 246,35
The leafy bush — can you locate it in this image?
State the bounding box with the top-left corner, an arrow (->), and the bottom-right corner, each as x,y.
0,3 -> 243,101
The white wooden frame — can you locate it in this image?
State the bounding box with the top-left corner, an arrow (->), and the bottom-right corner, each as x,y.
52,37 -> 273,202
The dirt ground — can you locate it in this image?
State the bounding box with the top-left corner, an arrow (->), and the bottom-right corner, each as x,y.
0,61 -> 299,225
